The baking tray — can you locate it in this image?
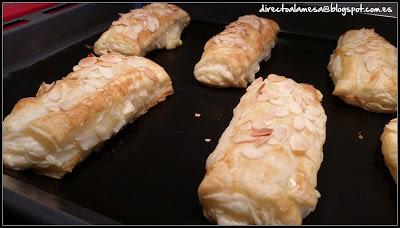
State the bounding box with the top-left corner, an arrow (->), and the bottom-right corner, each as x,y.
3,3 -> 398,225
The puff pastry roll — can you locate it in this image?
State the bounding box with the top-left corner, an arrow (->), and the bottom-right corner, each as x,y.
194,15 -> 279,88
94,3 -> 190,56
3,53 -> 173,179
198,74 -> 327,225
380,118 -> 398,183
327,28 -> 397,113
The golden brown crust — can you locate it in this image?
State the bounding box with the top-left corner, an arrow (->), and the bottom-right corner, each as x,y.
327,28 -> 397,113
3,53 -> 173,179
380,118 -> 398,183
194,15 -> 279,88
94,3 -> 190,56
198,74 -> 326,224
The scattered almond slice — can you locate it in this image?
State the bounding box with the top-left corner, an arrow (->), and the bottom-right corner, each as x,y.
114,26 -> 124,33
78,57 -> 97,68
250,127 -> 273,136
233,134 -> 257,144
119,18 -> 130,26
98,61 -> 114,68
270,99 -> 284,106
84,83 -> 97,93
364,56 -> 380,72
251,114 -> 273,130
272,126 -> 287,140
254,135 -> 272,147
354,45 -> 369,54
274,110 -> 289,118
256,83 -> 265,95
241,144 -> 264,159
100,54 -> 123,63
99,67 -> 113,79
204,138 -> 211,143
357,131 -> 364,140
289,101 -> 303,115
146,16 -> 160,32
142,68 -> 158,82
305,119 -> 318,134
72,65 -> 82,72
293,116 -> 306,131
289,134 -> 309,153
267,74 -> 284,82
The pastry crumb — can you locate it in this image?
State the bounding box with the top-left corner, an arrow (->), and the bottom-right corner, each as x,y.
204,138 -> 211,142
357,131 -> 364,140
195,113 -> 201,117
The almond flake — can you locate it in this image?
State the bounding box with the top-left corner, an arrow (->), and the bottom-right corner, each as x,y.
241,144 -> 264,159
289,134 -> 309,153
274,110 -> 290,118
99,67 -> 113,79
293,116 -> 306,131
365,56 -> 380,72
100,54 -> 123,63
78,57 -> 97,68
289,101 -> 303,115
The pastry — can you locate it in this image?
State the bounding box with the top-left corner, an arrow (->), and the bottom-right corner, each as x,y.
194,15 -> 279,88
3,53 -> 174,179
198,74 -> 327,225
94,3 -> 190,56
380,118 -> 398,183
327,28 -> 397,113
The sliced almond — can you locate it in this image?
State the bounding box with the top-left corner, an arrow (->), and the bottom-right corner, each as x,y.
293,116 -> 306,131
100,54 -> 123,63
289,101 -> 303,115
119,18 -> 130,26
270,99 -> 284,106
73,65 -> 82,72
254,135 -> 272,147
267,74 -> 284,82
114,26 -> 124,33
250,127 -> 273,136
127,30 -> 138,40
142,68 -> 158,82
274,110 -> 290,118
364,56 -> 380,72
289,134 -> 309,153
305,119 -> 318,134
84,83 -> 97,93
355,45 -> 369,54
146,16 -> 159,32
241,145 -> 264,159
233,134 -> 257,144
98,67 -> 114,79
272,126 -> 287,140
78,57 -> 97,68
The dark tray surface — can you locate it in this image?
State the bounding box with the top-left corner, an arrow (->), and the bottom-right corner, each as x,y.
4,19 -> 397,224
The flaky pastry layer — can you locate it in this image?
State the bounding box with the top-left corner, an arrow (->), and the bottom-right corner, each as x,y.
198,74 -> 326,225
194,15 -> 279,88
327,28 -> 397,113
94,3 -> 190,56
3,53 -> 173,179
380,118 -> 398,183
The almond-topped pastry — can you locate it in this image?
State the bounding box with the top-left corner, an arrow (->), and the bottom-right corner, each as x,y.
198,74 -> 327,225
380,118 -> 398,183
327,28 -> 397,113
94,3 -> 190,56
194,15 -> 279,88
3,53 -> 174,179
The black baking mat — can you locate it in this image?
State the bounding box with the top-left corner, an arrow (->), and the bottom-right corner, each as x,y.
3,17 -> 397,225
